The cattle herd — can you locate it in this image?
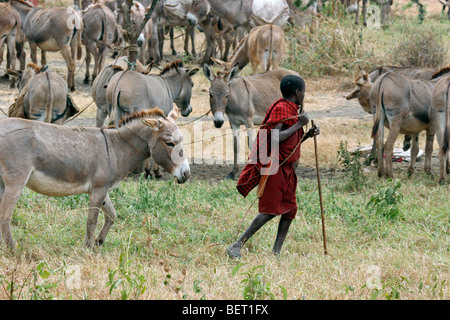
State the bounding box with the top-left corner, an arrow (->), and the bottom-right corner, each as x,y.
0,0 -> 449,250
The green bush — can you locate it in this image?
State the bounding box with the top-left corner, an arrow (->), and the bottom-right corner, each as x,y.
389,24 -> 447,68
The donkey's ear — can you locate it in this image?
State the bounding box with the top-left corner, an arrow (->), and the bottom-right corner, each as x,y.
187,68 -> 199,77
227,64 -> 240,82
211,57 -> 229,69
168,109 -> 179,120
362,70 -> 369,81
6,68 -> 22,79
142,118 -> 162,130
203,64 -> 214,82
40,65 -> 49,73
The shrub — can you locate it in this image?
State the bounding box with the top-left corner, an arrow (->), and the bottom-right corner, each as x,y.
389,24 -> 447,68
336,141 -> 366,191
284,16 -> 375,77
366,179 -> 403,220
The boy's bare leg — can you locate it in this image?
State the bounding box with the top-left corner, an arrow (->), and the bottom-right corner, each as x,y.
272,215 -> 293,256
227,213 -> 275,259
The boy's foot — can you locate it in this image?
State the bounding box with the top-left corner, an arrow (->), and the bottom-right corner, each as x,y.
226,245 -> 242,259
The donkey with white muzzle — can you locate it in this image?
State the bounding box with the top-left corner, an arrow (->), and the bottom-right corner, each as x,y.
0,108 -> 190,251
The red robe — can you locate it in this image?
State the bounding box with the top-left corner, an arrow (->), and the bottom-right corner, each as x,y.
236,98 -> 303,219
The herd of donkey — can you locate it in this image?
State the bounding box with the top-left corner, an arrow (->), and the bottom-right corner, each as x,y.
0,0 -> 449,250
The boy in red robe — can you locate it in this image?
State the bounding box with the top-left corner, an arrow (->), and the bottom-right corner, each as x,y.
227,75 -> 319,259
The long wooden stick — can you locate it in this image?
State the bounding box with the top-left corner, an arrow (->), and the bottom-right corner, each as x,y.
311,120 -> 328,255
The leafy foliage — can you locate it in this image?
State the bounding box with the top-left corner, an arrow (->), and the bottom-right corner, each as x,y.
366,179 -> 403,220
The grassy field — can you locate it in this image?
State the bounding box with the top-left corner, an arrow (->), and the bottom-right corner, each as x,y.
0,173 -> 448,300
0,0 -> 449,300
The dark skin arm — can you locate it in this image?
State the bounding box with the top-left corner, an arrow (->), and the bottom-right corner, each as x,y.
274,87 -> 320,143
274,112 -> 320,143
274,112 -> 310,142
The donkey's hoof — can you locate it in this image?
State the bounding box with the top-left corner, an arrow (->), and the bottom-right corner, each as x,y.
83,78 -> 90,85
225,173 -> 235,180
226,245 -> 241,260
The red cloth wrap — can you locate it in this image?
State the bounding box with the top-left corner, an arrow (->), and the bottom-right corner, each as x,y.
236,99 -> 303,219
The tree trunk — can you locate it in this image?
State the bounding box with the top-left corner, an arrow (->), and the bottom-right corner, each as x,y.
122,0 -> 159,69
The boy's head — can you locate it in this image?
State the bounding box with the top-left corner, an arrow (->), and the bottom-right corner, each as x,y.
280,75 -> 305,107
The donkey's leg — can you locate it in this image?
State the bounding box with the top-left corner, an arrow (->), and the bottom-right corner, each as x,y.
0,175 -> 4,243
250,60 -> 258,75
188,26 -> 196,56
16,32 -> 26,71
408,134 -> 419,176
439,147 -> 447,184
96,47 -> 109,80
354,3 -> 360,25
84,46 -> 92,84
85,190 -> 107,248
41,50 -> 47,67
0,38 -> 5,67
227,124 -> 241,180
383,118 -> 402,178
96,105 -> 108,128
6,35 -> 17,89
169,27 -> 177,56
29,41 -> 38,64
183,26 -> 190,56
61,46 -> 76,92
92,44 -> 102,81
95,193 -> 116,246
0,180 -> 27,251
424,130 -> 434,174
362,0 -> 368,25
435,127 -> 447,183
376,115 -> 385,177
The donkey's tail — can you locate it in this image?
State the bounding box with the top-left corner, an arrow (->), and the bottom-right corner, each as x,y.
74,11 -> 83,61
371,73 -> 389,139
76,27 -> 83,60
110,71 -> 128,126
443,80 -> 450,154
45,75 -> 55,123
266,24 -> 274,72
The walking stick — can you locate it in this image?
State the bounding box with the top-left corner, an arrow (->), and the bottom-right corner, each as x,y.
311,120 -> 328,255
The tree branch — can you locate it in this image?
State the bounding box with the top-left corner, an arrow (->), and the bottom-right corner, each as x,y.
122,0 -> 159,68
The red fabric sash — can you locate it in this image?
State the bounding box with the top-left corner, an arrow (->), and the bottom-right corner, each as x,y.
237,99 -> 303,197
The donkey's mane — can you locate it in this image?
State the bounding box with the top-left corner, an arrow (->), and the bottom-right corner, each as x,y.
26,62 -> 40,73
159,60 -> 183,75
229,36 -> 247,62
431,66 -> 450,80
13,0 -> 34,7
118,108 -> 166,127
